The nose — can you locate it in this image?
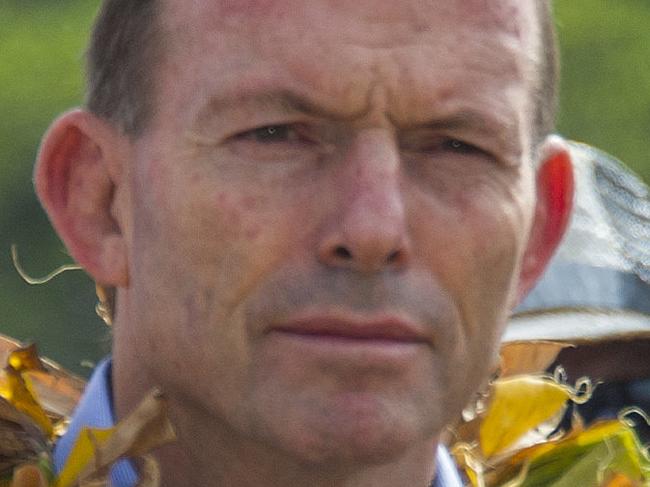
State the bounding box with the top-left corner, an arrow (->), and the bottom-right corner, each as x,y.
318,130 -> 410,273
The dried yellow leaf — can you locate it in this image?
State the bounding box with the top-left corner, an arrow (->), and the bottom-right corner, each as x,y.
7,346 -> 46,375
499,341 -> 570,378
54,429 -> 114,487
0,338 -> 87,439
480,376 -> 574,458
26,368 -> 84,425
489,420 -> 650,486
54,389 -> 175,487
0,368 -> 53,438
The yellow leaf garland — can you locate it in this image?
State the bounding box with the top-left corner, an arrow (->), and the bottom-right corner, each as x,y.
0,346 -> 53,438
479,375 -> 589,458
451,340 -> 650,487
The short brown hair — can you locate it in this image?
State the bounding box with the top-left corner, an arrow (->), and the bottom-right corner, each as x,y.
533,0 -> 561,145
86,0 -> 159,136
86,0 -> 560,142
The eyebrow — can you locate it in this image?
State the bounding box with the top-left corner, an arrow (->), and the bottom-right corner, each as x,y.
194,88 -> 520,152
419,110 -> 516,137
195,89 -> 371,125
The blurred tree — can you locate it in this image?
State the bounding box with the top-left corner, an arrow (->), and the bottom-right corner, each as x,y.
555,0 -> 650,182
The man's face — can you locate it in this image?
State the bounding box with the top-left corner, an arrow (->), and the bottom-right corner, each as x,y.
123,0 -> 539,464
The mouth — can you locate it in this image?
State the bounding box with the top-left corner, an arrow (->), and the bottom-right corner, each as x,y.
263,313 -> 433,371
269,314 -> 430,346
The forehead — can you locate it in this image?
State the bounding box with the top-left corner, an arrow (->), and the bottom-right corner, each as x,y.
161,0 -> 538,58
165,0 -> 534,26
217,0 -> 532,34
156,0 -> 539,133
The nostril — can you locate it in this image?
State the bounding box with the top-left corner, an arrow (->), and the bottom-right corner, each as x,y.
386,249 -> 401,264
334,246 -> 352,259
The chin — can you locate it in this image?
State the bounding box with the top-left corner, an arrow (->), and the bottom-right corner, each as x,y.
256,392 -> 441,467
280,428 -> 423,468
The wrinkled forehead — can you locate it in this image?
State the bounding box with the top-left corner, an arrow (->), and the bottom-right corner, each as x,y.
161,0 -> 539,53
155,0 -> 541,140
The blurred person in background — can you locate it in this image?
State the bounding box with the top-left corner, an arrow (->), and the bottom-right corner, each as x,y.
507,142 -> 650,440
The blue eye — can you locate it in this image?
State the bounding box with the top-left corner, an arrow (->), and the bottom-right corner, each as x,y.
227,123 -> 320,163
443,139 -> 480,154
245,125 -> 292,143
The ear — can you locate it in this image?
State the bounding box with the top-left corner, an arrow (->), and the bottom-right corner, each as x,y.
515,136 -> 574,303
34,109 -> 130,287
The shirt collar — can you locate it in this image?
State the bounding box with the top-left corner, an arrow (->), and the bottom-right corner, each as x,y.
433,445 -> 463,487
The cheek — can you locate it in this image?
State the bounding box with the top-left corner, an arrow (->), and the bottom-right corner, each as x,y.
426,194 -> 526,409
457,183 -> 530,318
135,157 -> 327,323
416,175 -> 527,286
411,168 -> 531,362
128,161 -> 330,411
212,191 -> 266,242
141,164 -> 267,267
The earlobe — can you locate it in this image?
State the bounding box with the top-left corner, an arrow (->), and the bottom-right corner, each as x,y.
34,109 -> 130,287
516,136 -> 574,303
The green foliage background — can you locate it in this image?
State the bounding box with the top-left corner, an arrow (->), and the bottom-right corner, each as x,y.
0,1 -> 649,376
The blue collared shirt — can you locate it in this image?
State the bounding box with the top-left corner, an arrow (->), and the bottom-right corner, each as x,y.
55,359 -> 462,487
54,358 -> 138,487
435,445 -> 463,487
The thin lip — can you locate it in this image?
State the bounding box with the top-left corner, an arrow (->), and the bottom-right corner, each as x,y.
268,313 -> 430,344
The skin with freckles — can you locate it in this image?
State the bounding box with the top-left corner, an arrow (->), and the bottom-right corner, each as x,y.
34,0 -> 574,486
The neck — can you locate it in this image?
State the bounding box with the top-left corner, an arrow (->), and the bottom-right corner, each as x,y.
152,397 -> 438,487
114,368 -> 439,487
